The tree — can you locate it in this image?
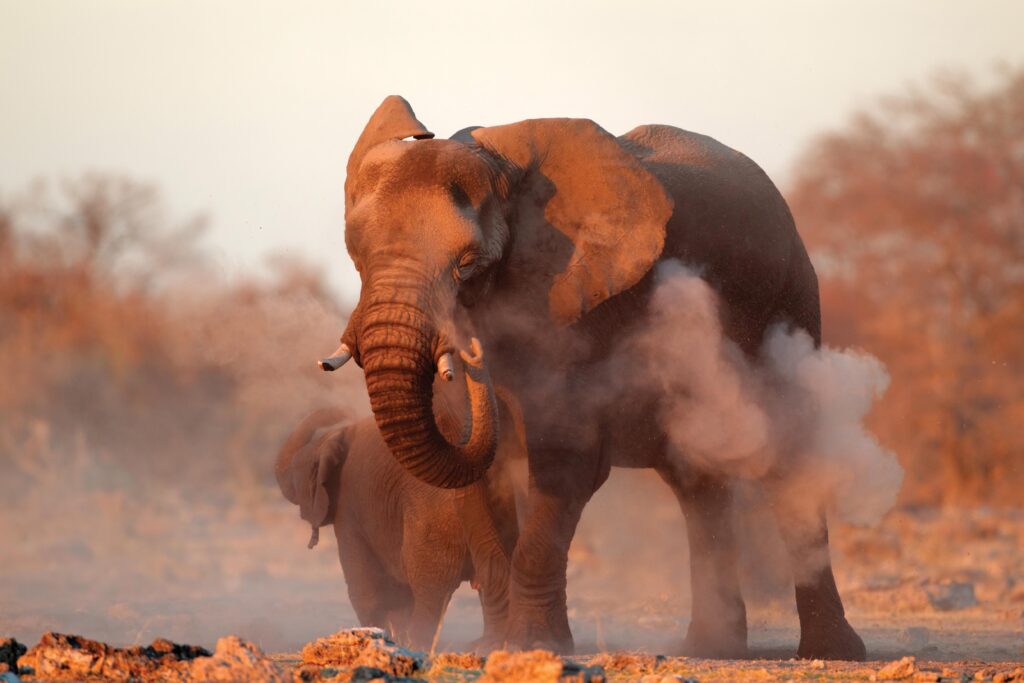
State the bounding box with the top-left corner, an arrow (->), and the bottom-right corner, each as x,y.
789,66 -> 1024,505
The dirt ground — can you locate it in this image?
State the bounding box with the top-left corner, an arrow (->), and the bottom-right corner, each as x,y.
4,469 -> 1022,676
269,649 -> 1024,682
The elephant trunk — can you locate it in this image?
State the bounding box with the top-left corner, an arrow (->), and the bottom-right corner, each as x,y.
359,296 -> 498,489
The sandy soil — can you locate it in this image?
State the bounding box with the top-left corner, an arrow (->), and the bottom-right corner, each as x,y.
4,469 -> 1022,672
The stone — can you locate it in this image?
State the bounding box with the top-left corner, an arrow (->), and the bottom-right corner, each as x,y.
16,632 -> 209,681
429,651 -> 486,672
185,635 -> 287,682
15,631 -> 284,682
481,650 -> 605,682
300,628 -> 424,679
590,653 -> 667,676
877,656 -> 918,680
0,639 -> 26,674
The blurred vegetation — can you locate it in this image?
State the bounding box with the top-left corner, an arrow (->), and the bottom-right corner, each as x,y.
790,66 -> 1024,506
0,174 -> 363,509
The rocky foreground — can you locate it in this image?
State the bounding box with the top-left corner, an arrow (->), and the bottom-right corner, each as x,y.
2,630 -> 1023,682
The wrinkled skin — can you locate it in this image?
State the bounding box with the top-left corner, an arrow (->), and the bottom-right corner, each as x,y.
334,96 -> 867,660
275,384 -> 526,650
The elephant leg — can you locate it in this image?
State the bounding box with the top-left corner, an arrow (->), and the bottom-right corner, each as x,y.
404,583 -> 458,651
768,491 -> 866,661
336,525 -> 413,638
506,449 -> 609,654
658,465 -> 748,658
457,480 -> 514,650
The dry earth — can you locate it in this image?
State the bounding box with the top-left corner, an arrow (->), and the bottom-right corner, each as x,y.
3,629 -> 1022,682
3,470 -> 1022,678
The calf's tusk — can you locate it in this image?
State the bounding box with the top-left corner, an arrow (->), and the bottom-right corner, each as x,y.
318,342 -> 352,372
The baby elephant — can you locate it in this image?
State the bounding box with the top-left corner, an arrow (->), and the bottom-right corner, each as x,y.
275,391 -> 525,650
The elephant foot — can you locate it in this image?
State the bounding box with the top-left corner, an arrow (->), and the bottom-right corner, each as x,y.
796,616 -> 867,661
504,613 -> 574,654
681,618 -> 748,659
468,634 -> 505,654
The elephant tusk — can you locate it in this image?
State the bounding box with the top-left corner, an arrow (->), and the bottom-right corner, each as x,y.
318,342 -> 352,372
437,352 -> 454,382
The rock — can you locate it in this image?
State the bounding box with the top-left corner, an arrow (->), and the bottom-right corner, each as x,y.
992,669 -> 1024,683
300,628 -> 424,679
429,651 -> 486,672
590,653 -> 667,676
16,632 -> 209,681
0,672 -> 21,683
185,635 -> 287,682
481,650 -> 562,682
0,639 -> 26,674
926,582 -> 978,611
349,665 -> 426,682
481,650 -> 605,682
558,661 -> 606,683
15,631 -> 283,682
877,656 -> 918,680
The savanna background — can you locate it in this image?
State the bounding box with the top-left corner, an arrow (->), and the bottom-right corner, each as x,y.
2,0 -> 1022,662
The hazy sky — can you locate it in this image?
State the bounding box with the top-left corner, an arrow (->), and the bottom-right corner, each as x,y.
2,0 -> 1022,302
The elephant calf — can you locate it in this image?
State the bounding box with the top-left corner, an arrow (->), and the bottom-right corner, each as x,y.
275,390 -> 525,650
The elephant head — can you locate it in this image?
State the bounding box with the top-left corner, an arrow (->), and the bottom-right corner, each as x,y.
274,408 -> 349,548
326,96 -> 673,489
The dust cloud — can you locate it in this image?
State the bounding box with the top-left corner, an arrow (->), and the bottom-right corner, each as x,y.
613,260 -> 903,527
556,261 -> 903,650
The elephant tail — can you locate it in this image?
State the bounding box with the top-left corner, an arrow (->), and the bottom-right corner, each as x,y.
275,407 -> 351,548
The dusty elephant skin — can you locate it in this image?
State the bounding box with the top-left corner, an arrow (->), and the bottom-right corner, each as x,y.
276,386 -> 526,649
324,95 -> 866,659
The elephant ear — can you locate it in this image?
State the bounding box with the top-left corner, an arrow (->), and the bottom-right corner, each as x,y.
275,412 -> 349,549
346,96 -> 434,210
471,119 -> 673,325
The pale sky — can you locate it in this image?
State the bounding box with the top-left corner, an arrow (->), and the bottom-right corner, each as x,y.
2,0 -> 1022,303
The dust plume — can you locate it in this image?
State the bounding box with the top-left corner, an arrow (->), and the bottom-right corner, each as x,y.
556,261 -> 903,650
614,260 -> 903,527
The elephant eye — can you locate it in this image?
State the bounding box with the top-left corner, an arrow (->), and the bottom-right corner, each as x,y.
448,182 -> 471,209
454,251 -> 479,282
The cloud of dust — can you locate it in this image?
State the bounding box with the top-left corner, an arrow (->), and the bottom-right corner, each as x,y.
614,260 -> 903,528
557,261 -> 903,647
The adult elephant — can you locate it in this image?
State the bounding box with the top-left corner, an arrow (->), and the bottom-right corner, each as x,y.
321,96 -> 866,660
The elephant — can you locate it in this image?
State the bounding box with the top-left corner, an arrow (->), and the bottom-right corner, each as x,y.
275,372 -> 526,650
319,95 -> 867,660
